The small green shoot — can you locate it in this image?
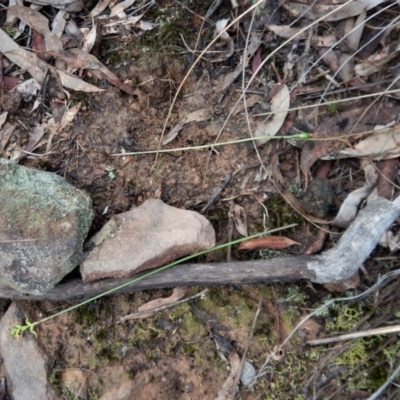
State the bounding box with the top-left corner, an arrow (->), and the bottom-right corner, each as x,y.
11,319 -> 37,338
10,224 -> 297,337
327,102 -> 339,115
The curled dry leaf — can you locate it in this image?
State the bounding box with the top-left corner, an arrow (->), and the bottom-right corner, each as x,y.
346,10 -> 366,52
0,113 -> 8,131
339,124 -> 400,160
323,272 -> 360,293
301,105 -> 400,178
109,0 -> 136,19
8,6 -> 63,52
122,288 -> 186,321
81,23 -> 98,53
218,32 -> 262,93
163,108 -> 212,145
0,28 -> 103,93
231,204 -> 248,237
267,24 -> 337,47
283,0 -> 386,22
255,83 -> 290,146
333,184 -> 375,228
0,123 -> 16,154
238,236 -> 300,251
376,158 -> 398,200
52,9 -> 67,39
90,0 -> 114,18
338,53 -> 354,82
12,126 -> 45,162
355,44 -> 400,77
50,49 -> 134,94
304,229 -> 328,255
103,15 -> 144,35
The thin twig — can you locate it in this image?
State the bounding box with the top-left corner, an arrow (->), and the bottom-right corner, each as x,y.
118,288 -> 209,323
233,296 -> 263,389
307,324 -> 400,345
367,363 -> 400,400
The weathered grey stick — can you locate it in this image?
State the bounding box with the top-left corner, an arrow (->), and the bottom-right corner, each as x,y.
0,196 -> 398,302
0,256 -> 316,301
308,196 -> 400,283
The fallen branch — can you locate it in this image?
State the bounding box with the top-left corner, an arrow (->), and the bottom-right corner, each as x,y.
1,196 -> 399,302
0,256 -> 315,301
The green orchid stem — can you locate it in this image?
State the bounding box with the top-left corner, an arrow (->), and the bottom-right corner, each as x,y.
13,224 -> 297,335
111,125 -> 396,157
111,134 -> 312,156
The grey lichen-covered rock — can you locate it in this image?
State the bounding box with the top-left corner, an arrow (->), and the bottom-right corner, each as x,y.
0,302 -> 61,400
81,199 -> 216,282
0,159 -> 93,294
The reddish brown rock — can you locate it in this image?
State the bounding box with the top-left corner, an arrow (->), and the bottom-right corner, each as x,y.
81,199 -> 215,282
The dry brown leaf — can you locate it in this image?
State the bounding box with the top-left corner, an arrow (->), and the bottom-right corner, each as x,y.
163,109 -> 212,145
50,49 -> 134,94
218,32 -> 262,93
238,236 -> 300,251
3,76 -> 21,91
109,0 -> 136,19
301,106 -> 400,178
0,113 -> 8,130
126,288 -> 187,320
8,6 -> 63,52
280,189 -> 331,225
304,229 -> 328,255
0,27 -> 48,84
29,0 -> 83,10
255,83 -> 290,146
267,24 -> 337,47
52,9 -> 67,39
338,53 -> 354,82
231,204 -> 248,237
376,158 -> 398,200
12,126 -> 45,162
90,0 -> 114,18
102,15 -> 144,35
283,0 -> 386,22
32,29 -> 48,62
346,10 -> 366,52
0,28 -> 103,93
0,123 -> 15,154
339,124 -> 400,160
57,70 -> 104,93
355,44 -> 400,76
320,48 -> 339,72
81,23 -> 98,54
323,272 -> 360,292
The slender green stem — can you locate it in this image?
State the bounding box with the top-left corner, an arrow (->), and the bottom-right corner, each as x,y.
111,133 -> 312,156
111,125 -> 396,157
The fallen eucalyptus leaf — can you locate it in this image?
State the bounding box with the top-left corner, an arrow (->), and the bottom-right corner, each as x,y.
121,288 -> 186,320
232,204 -> 248,237
238,236 -> 300,251
163,109 -> 212,145
255,84 -> 290,146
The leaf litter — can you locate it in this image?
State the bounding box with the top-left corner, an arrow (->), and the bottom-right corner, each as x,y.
1,0 -> 400,398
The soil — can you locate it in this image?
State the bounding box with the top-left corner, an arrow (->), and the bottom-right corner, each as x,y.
1,2 -> 399,399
